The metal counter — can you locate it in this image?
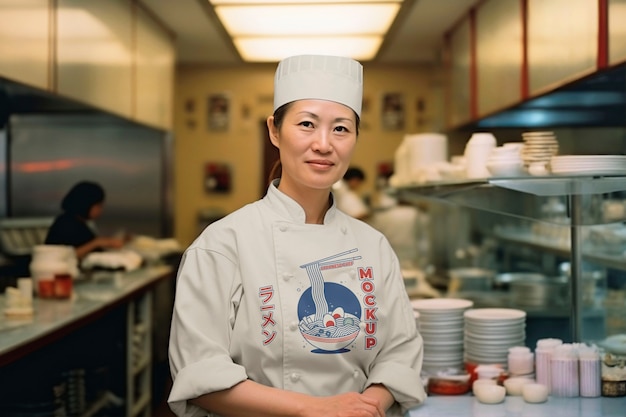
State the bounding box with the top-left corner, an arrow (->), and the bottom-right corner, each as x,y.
0,265 -> 174,366
406,395 -> 626,417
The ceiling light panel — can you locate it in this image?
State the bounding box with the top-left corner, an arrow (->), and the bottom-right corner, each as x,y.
214,4 -> 401,36
234,36 -> 383,62
208,1 -> 404,62
210,0 -> 400,4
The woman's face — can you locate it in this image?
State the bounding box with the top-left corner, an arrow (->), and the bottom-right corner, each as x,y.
267,99 -> 358,195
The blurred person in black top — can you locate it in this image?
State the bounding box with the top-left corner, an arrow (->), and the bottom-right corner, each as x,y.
45,181 -> 125,259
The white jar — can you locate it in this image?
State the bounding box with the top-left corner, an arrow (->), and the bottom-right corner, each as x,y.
550,343 -> 579,397
535,338 -> 563,391
29,245 -> 77,297
464,133 -> 497,179
508,346 -> 534,376
579,346 -> 601,397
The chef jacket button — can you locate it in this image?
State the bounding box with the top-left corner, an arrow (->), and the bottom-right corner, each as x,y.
353,370 -> 359,378
341,226 -> 348,234
283,273 -> 292,281
289,321 -> 298,331
349,269 -> 357,279
279,225 -> 288,232
290,372 -> 300,382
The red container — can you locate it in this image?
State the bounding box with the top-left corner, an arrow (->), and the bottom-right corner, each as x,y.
54,274 -> 73,299
428,375 -> 471,395
38,279 -> 55,298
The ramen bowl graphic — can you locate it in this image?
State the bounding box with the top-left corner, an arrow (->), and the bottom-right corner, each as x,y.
299,313 -> 361,352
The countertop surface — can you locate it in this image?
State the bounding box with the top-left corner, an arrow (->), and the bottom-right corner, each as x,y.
0,265 -> 174,361
406,395 -> 626,417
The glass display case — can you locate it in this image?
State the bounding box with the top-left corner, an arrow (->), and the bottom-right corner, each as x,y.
394,175 -> 626,348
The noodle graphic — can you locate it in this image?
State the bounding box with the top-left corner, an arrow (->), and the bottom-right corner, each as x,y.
298,249 -> 362,353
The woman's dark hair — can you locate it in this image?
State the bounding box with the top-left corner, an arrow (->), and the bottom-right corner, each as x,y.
267,102 -> 361,185
61,181 -> 105,218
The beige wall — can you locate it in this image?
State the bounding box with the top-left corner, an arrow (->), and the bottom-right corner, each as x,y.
173,62 -> 444,246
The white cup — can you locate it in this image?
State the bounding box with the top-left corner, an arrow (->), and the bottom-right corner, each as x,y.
468,132 -> 497,146
522,383 -> 549,403
17,277 -> 33,301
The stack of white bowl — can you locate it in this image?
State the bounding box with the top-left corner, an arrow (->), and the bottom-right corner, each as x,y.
390,133 -> 448,186
485,143 -> 525,177
411,298 -> 473,373
464,308 -> 526,367
521,131 -> 559,175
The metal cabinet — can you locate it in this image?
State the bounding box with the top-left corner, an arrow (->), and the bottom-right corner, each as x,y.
447,17 -> 472,128
0,0 -> 50,90
475,0 -> 523,117
56,0 -> 134,118
527,0 -> 598,95
609,0 -> 626,65
134,6 -> 175,130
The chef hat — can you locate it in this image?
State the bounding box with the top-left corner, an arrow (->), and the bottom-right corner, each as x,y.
273,54 -> 363,117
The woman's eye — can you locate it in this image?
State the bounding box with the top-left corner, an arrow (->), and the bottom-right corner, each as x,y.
299,121 -> 314,128
334,125 -> 349,132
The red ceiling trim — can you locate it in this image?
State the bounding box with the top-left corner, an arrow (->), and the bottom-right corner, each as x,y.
598,0 -> 609,69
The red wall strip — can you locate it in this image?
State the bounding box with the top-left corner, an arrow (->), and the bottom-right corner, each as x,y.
598,0 -> 608,69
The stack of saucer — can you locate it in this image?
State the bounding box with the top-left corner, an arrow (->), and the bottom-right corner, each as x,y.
550,155 -> 626,176
411,298 -> 473,373
463,308 -> 526,367
521,131 -> 558,175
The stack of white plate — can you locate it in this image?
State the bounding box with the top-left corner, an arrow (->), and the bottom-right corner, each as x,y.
550,155 -> 626,176
411,298 -> 473,373
521,131 -> 558,167
464,308 -> 526,367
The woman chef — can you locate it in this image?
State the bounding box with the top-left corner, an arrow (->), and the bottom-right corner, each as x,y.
168,55 -> 426,417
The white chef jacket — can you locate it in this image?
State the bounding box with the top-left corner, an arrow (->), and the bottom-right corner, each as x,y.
168,180 -> 426,417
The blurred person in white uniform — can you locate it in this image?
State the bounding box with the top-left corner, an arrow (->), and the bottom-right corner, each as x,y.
168,55 -> 426,417
368,193 -> 429,272
368,171 -> 437,297
333,166 -> 370,220
367,190 -> 439,299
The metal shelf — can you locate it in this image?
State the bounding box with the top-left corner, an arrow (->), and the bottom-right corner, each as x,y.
489,175 -> 626,196
394,175 -> 626,342
494,229 -> 626,272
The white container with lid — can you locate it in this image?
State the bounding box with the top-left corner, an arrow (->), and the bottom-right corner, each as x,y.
464,133 -> 497,179
29,245 -> 78,296
579,345 -> 601,397
508,346 -> 534,375
550,343 -> 579,397
535,338 -> 563,391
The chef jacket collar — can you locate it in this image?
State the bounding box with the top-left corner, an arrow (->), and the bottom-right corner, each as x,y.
267,179 -> 338,225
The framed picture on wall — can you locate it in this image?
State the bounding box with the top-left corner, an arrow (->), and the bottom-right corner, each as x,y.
204,162 -> 232,193
207,94 -> 230,131
381,92 -> 404,131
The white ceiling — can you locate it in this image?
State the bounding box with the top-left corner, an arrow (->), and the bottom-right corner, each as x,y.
141,0 -> 479,65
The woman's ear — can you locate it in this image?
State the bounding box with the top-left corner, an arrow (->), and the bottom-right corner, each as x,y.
267,116 -> 280,148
